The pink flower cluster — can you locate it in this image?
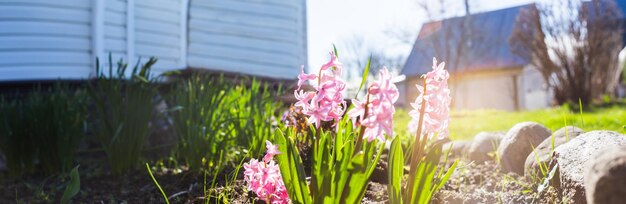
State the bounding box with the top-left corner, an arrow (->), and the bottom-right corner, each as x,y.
295,52 -> 346,128
409,58 -> 451,139
348,68 -> 399,142
243,141 -> 289,204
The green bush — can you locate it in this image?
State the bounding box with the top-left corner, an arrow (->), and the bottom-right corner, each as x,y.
0,96 -> 38,175
168,74 -> 233,171
0,84 -> 86,175
87,56 -> 158,174
168,75 -> 281,172
229,80 -> 281,158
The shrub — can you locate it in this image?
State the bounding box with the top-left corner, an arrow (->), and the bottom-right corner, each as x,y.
229,79 -> 281,158
168,74 -> 233,171
0,95 -> 38,175
87,56 -> 158,174
168,75 -> 281,172
0,83 -> 86,175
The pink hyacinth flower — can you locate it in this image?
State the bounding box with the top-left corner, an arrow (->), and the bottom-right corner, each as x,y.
294,50 -> 347,128
243,142 -> 290,204
408,58 -> 451,139
294,90 -> 315,108
347,99 -> 365,124
320,51 -> 342,72
263,140 -> 281,162
297,65 -> 316,88
349,67 -> 399,142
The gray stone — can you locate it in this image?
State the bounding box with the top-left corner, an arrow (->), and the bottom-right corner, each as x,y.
468,132 -> 504,164
497,122 -> 551,175
443,140 -> 471,158
584,147 -> 626,204
552,131 -> 626,204
524,126 -> 584,178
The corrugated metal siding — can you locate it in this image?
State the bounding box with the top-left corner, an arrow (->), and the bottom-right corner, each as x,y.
135,0 -> 184,72
0,0 -> 93,81
0,0 -> 306,81
104,0 -> 127,62
187,0 -> 306,79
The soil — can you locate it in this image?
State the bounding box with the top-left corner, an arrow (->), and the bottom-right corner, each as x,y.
0,154 -> 566,204
0,146 -> 389,204
0,145 -> 561,204
432,160 -> 564,204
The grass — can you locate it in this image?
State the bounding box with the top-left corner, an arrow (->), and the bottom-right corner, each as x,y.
395,105 -> 626,141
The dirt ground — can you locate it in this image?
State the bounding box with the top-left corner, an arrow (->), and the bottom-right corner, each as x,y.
433,160 -> 565,204
0,151 -> 563,203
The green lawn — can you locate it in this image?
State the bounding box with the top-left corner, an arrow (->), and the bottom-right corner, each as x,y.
395,105 -> 626,141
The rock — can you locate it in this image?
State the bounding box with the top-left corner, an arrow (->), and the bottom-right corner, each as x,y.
497,122 -> 551,175
524,126 -> 584,178
553,126 -> 585,141
584,147 -> 626,204
468,132 -> 504,164
552,131 -> 626,203
443,140 -> 471,158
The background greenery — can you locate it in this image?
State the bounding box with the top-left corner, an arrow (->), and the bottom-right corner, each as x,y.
395,104 -> 626,141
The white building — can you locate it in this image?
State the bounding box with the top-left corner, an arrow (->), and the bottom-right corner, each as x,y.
0,0 -> 307,81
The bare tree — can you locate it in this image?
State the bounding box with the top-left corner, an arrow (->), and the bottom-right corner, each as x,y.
510,0 -> 623,106
340,36 -> 405,76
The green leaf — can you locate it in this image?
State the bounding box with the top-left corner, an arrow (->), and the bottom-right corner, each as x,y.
275,129 -> 311,204
333,44 -> 339,57
578,98 -> 585,128
538,163 -> 558,194
388,137 -> 404,204
341,142 -> 384,203
435,160 -> 457,192
354,55 -> 371,99
60,165 -> 81,204
146,163 -> 170,204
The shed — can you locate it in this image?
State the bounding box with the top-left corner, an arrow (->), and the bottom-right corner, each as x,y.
400,4 -> 550,111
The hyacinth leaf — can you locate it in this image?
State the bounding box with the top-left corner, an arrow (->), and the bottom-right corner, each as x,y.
436,160 -> 457,192
355,55 -> 371,99
405,143 -> 445,204
60,165 -> 81,204
275,129 -> 311,204
388,137 -> 404,204
311,130 -> 333,202
333,44 -> 339,57
339,141 -> 383,203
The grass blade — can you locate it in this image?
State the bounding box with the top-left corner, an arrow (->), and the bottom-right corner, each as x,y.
146,163 -> 170,204
354,55 -> 371,99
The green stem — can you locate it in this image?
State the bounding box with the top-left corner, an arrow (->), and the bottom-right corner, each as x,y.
146,163 -> 170,204
353,92 -> 371,156
405,80 -> 428,202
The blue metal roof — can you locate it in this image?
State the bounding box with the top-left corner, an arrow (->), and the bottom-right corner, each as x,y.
401,4 -> 533,77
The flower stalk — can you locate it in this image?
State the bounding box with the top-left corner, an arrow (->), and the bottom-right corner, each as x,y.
406,79 -> 428,201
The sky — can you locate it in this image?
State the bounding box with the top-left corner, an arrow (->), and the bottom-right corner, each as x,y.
306,0 -> 537,76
